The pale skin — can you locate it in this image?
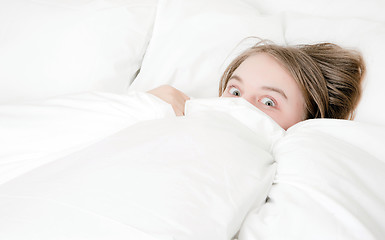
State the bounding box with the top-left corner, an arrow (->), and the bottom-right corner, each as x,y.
148,53 -> 306,130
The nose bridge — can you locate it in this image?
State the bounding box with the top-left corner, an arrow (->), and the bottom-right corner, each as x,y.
243,93 -> 257,106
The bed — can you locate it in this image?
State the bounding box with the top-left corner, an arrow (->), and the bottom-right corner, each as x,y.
0,0 -> 384,239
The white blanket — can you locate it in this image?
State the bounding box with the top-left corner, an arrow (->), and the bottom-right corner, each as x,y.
239,120 -> 385,240
0,92 -> 384,240
0,91 -> 174,184
0,94 -> 280,240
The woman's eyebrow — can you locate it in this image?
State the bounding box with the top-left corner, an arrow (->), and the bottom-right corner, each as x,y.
262,86 -> 288,99
230,74 -> 288,99
229,75 -> 242,82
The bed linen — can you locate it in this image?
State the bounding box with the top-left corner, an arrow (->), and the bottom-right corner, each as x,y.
0,0 -> 157,103
238,120 -> 385,240
0,97 -> 280,240
1,94 -> 384,240
0,91 -> 174,185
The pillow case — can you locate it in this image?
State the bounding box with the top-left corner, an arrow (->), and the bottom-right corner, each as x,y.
129,0 -> 285,98
238,119 -> 385,240
251,0 -> 385,22
0,98 -> 283,240
0,0 -> 157,103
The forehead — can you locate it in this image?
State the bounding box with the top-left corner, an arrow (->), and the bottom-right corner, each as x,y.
235,53 -> 288,78
231,53 -> 297,89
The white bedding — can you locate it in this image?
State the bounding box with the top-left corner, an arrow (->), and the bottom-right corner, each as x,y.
239,120 -> 385,240
0,91 -> 174,184
1,93 -> 384,239
1,0 -> 385,239
0,95 -> 280,240
0,0 -> 158,103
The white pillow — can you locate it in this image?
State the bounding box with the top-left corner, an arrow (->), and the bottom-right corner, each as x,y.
251,0 -> 385,22
0,98 -> 282,240
0,0 -> 157,103
238,119 -> 385,240
129,0 -> 285,98
283,13 -> 385,126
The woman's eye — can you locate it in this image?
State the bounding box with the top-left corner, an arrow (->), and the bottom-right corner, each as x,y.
229,87 -> 241,96
261,97 -> 276,107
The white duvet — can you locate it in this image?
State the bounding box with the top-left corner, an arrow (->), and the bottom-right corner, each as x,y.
239,120 -> 385,240
0,92 -> 384,240
0,92 -> 174,185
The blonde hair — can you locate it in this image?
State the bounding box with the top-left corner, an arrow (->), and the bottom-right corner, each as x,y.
219,40 -> 366,120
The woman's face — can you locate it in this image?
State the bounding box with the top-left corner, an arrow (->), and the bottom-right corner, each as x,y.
222,53 -> 305,130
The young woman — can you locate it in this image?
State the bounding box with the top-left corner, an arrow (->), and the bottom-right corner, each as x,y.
148,41 -> 365,130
